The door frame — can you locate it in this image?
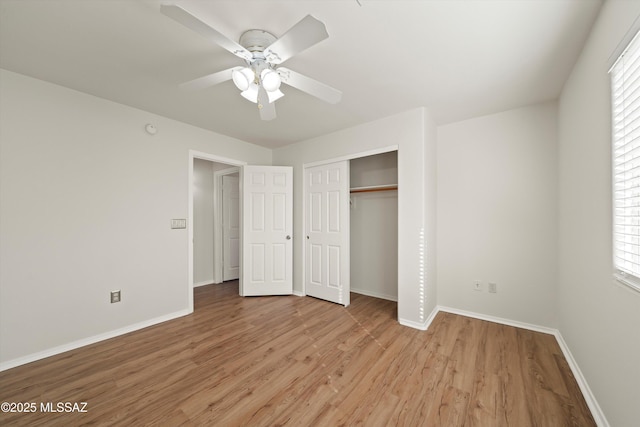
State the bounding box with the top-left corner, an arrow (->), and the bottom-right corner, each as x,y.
188,150 -> 246,313
301,145 -> 398,298
213,167 -> 240,284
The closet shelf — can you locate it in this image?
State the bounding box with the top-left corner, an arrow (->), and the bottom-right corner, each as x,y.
350,184 -> 398,194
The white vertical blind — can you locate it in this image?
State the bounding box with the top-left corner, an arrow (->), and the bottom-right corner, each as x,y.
612,30 -> 640,289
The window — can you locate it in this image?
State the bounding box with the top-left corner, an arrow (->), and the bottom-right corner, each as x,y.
611,30 -> 640,292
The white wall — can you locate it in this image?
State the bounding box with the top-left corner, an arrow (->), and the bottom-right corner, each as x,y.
350,152 -> 398,301
557,1 -> 640,425
424,111 -> 438,320
273,108 -> 438,327
193,159 -> 215,285
0,70 -> 271,367
437,102 -> 558,327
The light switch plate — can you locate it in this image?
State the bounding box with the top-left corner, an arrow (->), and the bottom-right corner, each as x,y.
171,219 -> 187,229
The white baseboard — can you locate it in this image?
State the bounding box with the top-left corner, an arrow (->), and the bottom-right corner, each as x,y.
423,306 -> 440,330
399,305 -> 439,331
193,280 -> 214,287
433,305 -> 608,427
398,318 -> 427,330
437,305 -> 557,335
351,287 -> 398,302
293,290 -> 305,297
553,331 -> 609,427
0,308 -> 192,372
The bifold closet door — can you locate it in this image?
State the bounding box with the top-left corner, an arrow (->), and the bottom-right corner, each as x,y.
305,161 -> 350,306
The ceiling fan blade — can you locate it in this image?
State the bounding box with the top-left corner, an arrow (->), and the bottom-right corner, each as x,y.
277,67 -> 342,104
258,86 -> 277,121
179,67 -> 242,91
264,15 -> 329,64
161,4 -> 252,61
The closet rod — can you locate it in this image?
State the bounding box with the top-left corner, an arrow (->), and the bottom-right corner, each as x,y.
350,185 -> 398,194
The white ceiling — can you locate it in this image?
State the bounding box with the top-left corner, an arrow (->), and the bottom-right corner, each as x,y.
0,0 -> 603,149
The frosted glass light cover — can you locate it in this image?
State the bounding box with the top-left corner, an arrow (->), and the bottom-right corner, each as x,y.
241,83 -> 259,103
232,67 -> 254,91
267,89 -> 284,103
261,69 -> 281,92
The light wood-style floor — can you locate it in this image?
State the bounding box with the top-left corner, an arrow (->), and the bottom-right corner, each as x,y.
0,281 -> 595,426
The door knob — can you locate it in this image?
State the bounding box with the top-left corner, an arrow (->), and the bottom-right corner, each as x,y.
286,235 -> 291,240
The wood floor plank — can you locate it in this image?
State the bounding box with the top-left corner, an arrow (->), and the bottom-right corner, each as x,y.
466,370 -> 501,427
0,282 -> 596,426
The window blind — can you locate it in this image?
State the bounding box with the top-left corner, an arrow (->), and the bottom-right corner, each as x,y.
612,30 -> 640,289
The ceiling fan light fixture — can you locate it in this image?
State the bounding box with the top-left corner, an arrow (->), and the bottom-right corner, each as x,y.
241,83 -> 259,103
162,5 -> 342,121
232,67 -> 255,91
267,89 -> 284,104
260,69 -> 281,92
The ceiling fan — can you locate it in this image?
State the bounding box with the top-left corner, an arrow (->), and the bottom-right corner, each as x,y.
161,4 -> 342,121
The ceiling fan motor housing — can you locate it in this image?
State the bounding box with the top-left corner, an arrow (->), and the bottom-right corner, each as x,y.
238,29 -> 279,85
239,29 -> 277,55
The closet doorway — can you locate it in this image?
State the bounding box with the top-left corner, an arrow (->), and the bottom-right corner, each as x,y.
350,151 -> 398,302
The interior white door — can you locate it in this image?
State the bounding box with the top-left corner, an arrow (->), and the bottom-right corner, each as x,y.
222,174 -> 240,281
241,166 -> 293,296
305,161 -> 350,306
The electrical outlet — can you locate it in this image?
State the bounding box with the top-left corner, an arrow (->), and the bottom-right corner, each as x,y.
474,280 -> 483,292
111,290 -> 121,303
488,282 -> 497,293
